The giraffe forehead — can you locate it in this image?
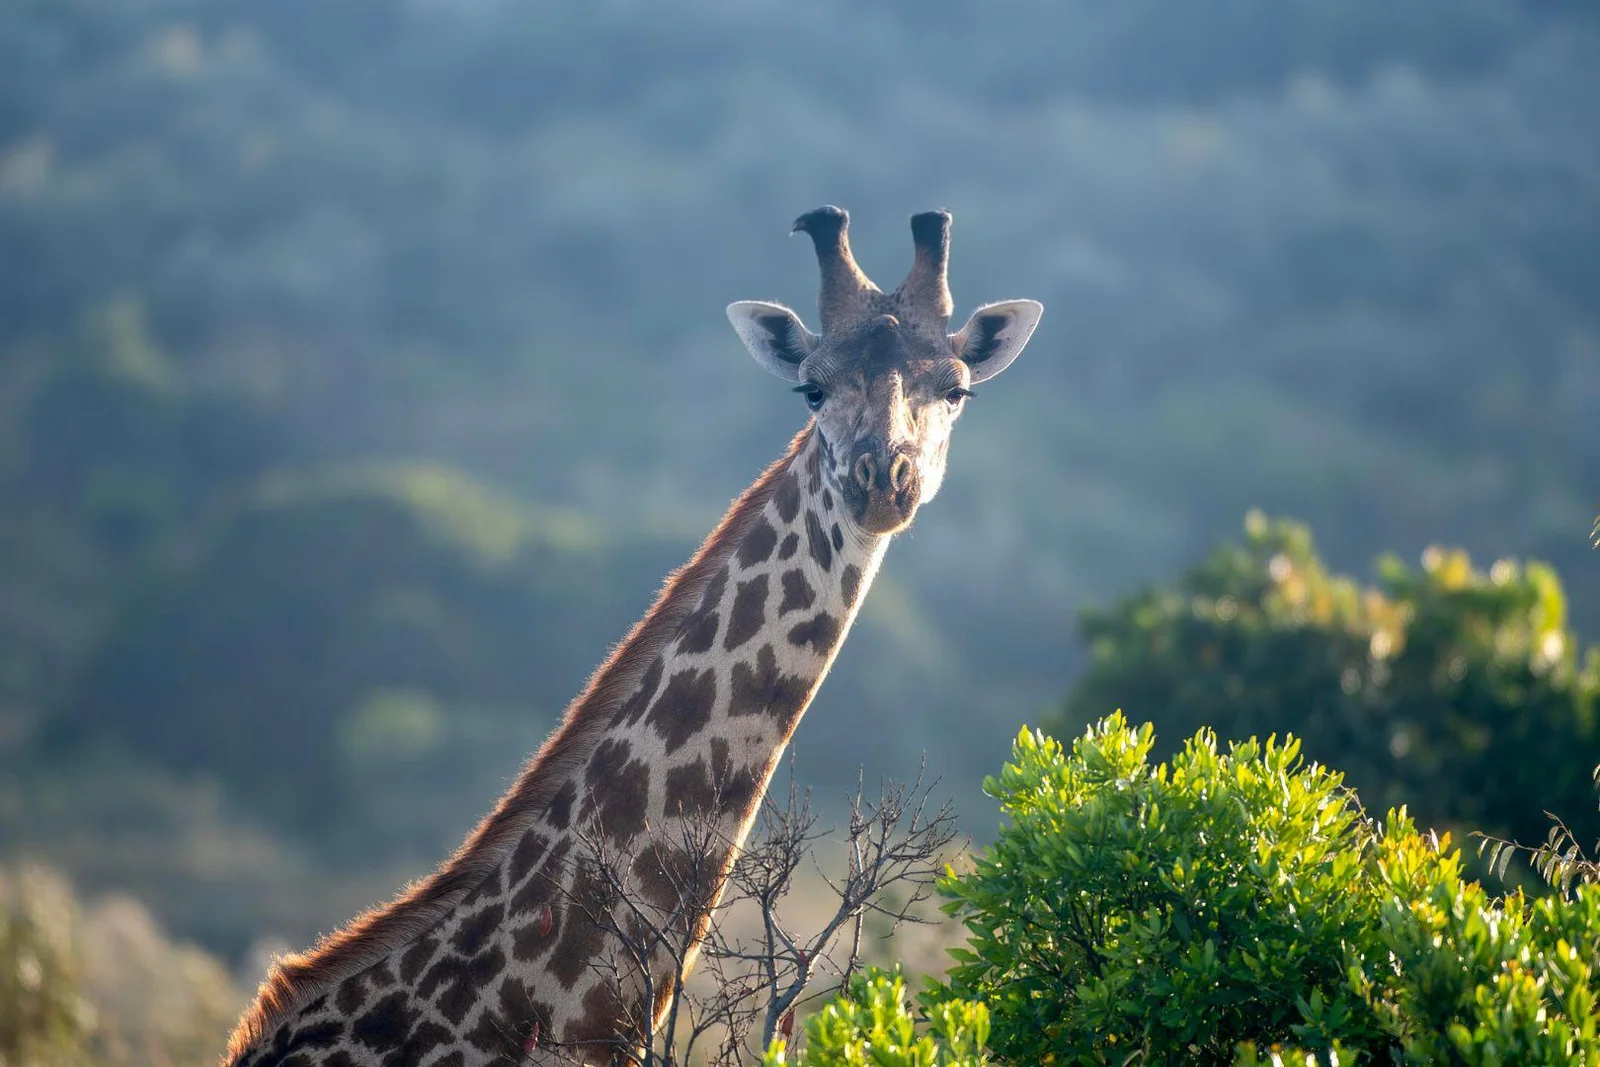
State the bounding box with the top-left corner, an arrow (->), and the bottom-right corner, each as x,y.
803,313 -> 925,369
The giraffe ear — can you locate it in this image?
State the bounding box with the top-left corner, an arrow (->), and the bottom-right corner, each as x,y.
727,301 -> 819,383
951,300 -> 1044,384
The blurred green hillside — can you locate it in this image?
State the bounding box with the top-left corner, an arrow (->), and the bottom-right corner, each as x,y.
1,0 -> 1597,959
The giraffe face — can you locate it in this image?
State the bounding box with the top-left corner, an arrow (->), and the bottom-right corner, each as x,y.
729,299 -> 1043,535
794,317 -> 968,534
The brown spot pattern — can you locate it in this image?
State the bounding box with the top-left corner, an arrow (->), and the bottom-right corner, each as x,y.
563,981 -> 633,1055
710,738 -> 733,783
288,1020 -> 344,1050
584,738 -> 651,843
399,936 -> 439,985
664,758 -> 715,815
428,949 -> 505,1028
464,972 -> 545,1059
335,974 -> 366,1016
788,611 -> 841,655
545,780 -> 577,830
509,830 -> 552,884
805,511 -> 833,571
775,469 -> 802,523
584,737 -> 633,784
699,564 -> 730,615
465,1003 -> 522,1060
644,667 -> 718,755
738,518 -> 778,568
675,565 -> 730,654
451,901 -> 505,956
611,654 -> 665,729
550,860 -> 613,989
729,644 -> 811,729
841,563 -> 862,605
674,743 -> 758,818
351,990 -> 417,1053
724,574 -> 769,651
830,523 -> 844,551
716,762 -> 761,816
778,532 -> 800,561
677,609 -> 719,655
491,977 -> 551,1059
805,443 -> 824,492
779,569 -> 815,616
632,844 -> 704,914
461,863 -> 504,907
509,837 -> 571,918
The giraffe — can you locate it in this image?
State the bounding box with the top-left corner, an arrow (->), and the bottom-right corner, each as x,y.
223,206 -> 1042,1067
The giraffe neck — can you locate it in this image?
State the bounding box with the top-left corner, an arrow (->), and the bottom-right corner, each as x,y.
603,421 -> 888,829
545,422 -> 888,1051
227,425 -> 892,1066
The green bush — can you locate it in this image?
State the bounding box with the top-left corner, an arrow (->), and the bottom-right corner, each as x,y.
925,715 -> 1600,1065
1356,821 -> 1600,1064
1058,513 -> 1600,859
764,969 -> 989,1067
930,715 -> 1384,1063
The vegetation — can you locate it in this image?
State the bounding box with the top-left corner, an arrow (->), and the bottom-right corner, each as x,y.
1058,513 -> 1600,861
0,863 -> 242,1067
19,710 -> 1600,1064
764,970 -> 989,1067
932,716 -> 1382,1062
787,716 -> 1600,1065
0,866 -> 89,1067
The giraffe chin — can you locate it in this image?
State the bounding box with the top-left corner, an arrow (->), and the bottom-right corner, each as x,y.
857,493 -> 919,535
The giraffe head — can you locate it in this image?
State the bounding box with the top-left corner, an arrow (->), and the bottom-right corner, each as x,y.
729,206 -> 1042,535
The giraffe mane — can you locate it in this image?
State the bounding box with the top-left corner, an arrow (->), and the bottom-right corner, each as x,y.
223,426 -> 813,1064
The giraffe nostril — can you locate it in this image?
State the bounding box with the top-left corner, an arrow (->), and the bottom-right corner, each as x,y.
890,454 -> 913,492
853,454 -> 875,491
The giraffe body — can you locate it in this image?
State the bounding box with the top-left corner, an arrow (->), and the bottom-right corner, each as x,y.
226,208 -> 1041,1066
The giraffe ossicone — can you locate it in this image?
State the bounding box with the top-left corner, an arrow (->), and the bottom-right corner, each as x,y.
226,207 -> 1042,1066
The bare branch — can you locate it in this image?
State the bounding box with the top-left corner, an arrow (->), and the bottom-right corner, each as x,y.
551,755 -> 960,1064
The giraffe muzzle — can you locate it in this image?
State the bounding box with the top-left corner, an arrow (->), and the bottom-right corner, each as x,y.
848,444 -> 920,534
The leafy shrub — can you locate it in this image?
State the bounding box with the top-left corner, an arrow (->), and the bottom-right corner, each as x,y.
1058,513 -> 1600,859
1357,821 -> 1600,1065
931,714 -> 1383,1063
764,968 -> 989,1067
930,715 -> 1600,1065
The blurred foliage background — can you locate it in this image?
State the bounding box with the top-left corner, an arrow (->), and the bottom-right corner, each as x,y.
1057,512 -> 1600,859
0,2 -> 1598,1056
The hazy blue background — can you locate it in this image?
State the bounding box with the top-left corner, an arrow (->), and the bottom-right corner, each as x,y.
2,0 -> 1596,962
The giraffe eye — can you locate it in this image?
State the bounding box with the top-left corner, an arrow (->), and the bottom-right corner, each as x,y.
945,387 -> 974,406
797,387 -> 826,411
